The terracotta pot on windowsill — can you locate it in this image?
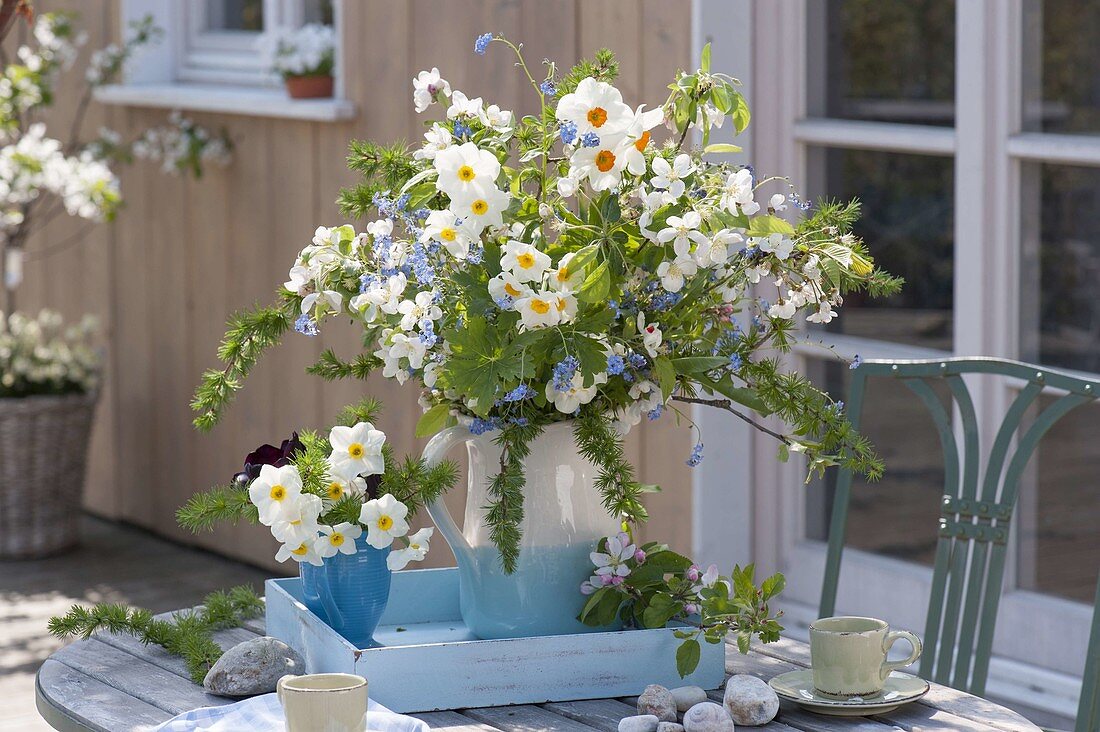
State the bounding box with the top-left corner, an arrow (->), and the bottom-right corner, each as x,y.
285,74 -> 334,99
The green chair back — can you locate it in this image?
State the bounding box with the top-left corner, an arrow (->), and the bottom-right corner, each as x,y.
818,357 -> 1099,700
1077,577 -> 1100,732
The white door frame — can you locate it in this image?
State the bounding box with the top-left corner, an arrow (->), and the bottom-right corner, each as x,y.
692,0 -> 1095,719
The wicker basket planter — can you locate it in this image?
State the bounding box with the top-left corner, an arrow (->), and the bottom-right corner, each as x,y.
0,391 -> 98,559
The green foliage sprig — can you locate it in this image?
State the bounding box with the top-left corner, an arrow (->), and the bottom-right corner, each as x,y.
48,586 -> 263,684
485,420 -> 544,573
574,410 -> 650,523
337,139 -> 420,219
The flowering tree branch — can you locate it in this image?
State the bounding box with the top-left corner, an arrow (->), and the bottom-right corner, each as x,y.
671,394 -> 792,445
0,0 -> 31,45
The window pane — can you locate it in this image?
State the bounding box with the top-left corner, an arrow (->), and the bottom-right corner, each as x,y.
809,149 -> 954,350
205,0 -> 264,32
1021,163 -> 1100,372
1022,0 -> 1100,134
303,0 -> 335,25
804,359 -> 947,567
815,0 -> 956,125
1017,397 -> 1100,603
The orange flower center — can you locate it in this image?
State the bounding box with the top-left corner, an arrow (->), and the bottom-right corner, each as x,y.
634,130 -> 651,152
595,150 -> 616,172
530,299 -> 551,315
587,107 -> 608,127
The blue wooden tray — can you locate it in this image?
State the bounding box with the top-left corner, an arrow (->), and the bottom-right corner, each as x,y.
265,567 -> 724,712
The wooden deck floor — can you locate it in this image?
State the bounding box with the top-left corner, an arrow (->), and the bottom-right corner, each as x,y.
0,516 -> 274,731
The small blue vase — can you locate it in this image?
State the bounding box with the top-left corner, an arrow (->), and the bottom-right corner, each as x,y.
299,537 -> 391,648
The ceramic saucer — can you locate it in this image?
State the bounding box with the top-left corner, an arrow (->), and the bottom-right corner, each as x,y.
768,669 -> 930,717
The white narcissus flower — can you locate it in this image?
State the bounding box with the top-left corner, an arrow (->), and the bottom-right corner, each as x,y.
421,209 -> 476,260
651,154 -> 695,198
553,292 -> 578,324
328,422 -> 386,478
548,252 -> 585,292
248,464 -> 304,526
568,133 -> 632,191
450,185 -> 510,234
413,123 -> 453,161
720,168 -> 760,216
413,68 -> 451,113
359,494 -> 410,549
515,291 -> 561,331
317,522 -> 363,558
479,104 -> 514,131
276,536 -> 325,567
397,290 -> 442,331
500,240 -> 551,283
620,106 -> 665,176
637,313 -> 663,356
322,473 -> 367,502
555,77 -> 633,136
270,494 -> 323,546
446,90 -> 484,120
487,271 -> 533,303
433,142 -> 500,203
387,527 -> 434,570
545,371 -> 606,414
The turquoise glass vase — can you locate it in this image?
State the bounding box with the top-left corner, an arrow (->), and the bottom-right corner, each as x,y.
299,537 -> 391,648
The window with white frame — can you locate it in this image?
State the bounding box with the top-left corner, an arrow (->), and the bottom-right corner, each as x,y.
698,0 -> 1100,723
176,0 -> 334,87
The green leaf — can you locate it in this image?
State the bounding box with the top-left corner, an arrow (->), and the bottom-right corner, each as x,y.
576,261 -> 610,303
642,592 -> 681,629
737,631 -> 751,655
702,143 -> 743,155
676,638 -> 702,678
696,374 -> 770,415
700,42 -> 711,73
761,573 -> 786,600
654,356 -> 677,400
600,193 -> 621,224
731,92 -> 751,133
415,404 -> 454,438
671,356 -> 728,376
568,243 -> 601,273
445,316 -> 525,415
746,214 -> 795,237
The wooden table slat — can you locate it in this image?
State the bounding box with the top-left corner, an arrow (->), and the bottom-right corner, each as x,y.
412,710 -> 504,731
465,704 -> 603,732
541,699 -> 638,732
93,624 -> 260,683
36,660 -> 170,732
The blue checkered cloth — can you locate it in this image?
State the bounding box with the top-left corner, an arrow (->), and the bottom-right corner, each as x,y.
155,694 -> 429,732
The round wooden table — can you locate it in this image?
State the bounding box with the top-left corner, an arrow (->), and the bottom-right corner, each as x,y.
36,606 -> 1042,731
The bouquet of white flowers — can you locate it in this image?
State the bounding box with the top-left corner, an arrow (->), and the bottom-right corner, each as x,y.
261,23 -> 335,79
0,309 -> 98,397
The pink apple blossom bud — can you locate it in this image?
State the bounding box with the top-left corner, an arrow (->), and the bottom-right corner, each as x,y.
580,581 -> 595,595
634,549 -> 647,563
600,574 -> 616,586
610,575 -> 625,586
687,565 -> 701,582
684,603 -> 699,615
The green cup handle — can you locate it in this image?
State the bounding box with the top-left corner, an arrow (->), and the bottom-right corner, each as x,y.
880,629 -> 922,680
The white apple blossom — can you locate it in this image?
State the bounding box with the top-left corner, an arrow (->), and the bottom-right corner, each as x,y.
637,313 -> 663,356
757,233 -> 794,260
720,168 -> 760,216
545,371 -> 606,414
806,300 -> 838,324
651,154 -> 695,198
412,67 -> 451,113
657,211 -> 710,253
397,290 -> 442,331
657,252 -> 698,293
413,123 -> 454,161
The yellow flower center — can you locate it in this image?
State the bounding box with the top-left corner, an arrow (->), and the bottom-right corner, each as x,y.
595,149 -> 616,172
348,443 -> 364,458
331,533 -> 345,546
378,515 -> 394,531
410,543 -> 421,550
556,297 -> 567,312
290,519 -> 302,526
504,282 -> 522,298
327,482 -> 344,500
556,266 -> 569,282
530,299 -> 551,315
457,165 -> 476,181
291,543 -> 308,556
270,485 -> 286,501
635,130 -> 651,152
471,199 -> 488,215
587,107 -> 608,128
440,227 -> 457,242
516,252 -> 536,269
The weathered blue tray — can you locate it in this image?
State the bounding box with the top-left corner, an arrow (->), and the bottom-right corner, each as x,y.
266,567 -> 724,712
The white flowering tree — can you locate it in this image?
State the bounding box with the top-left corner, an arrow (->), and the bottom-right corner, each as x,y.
0,3 -> 232,314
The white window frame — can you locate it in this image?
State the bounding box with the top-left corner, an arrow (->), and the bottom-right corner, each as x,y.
94,0 -> 355,122
694,0 -> 1096,721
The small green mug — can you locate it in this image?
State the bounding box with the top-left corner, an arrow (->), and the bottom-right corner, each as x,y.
808,616 -> 922,697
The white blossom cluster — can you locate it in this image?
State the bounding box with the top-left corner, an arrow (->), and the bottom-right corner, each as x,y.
0,123 -> 121,233
0,310 -> 100,397
1,13 -> 83,125
132,111 -> 233,176
260,23 -> 335,78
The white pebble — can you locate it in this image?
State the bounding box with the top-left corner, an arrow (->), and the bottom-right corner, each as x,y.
682,701 -> 734,732
671,685 -> 708,712
723,674 -> 778,726
619,714 -> 660,732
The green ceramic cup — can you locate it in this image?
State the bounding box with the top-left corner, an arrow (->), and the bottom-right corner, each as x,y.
808,616 -> 922,697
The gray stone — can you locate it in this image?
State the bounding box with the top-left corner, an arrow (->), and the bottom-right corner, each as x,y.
203,636 -> 305,697
722,674 -> 779,726
657,723 -> 685,732
637,684 -> 678,722
618,714 -> 660,732
670,685 -> 708,712
682,702 -> 734,732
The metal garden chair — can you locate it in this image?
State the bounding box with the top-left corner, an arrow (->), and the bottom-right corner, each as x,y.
818,357 -> 1099,704
1072,578 -> 1100,732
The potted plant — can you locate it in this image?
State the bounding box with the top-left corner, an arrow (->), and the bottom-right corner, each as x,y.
191,36 -> 900,668
262,23 -> 336,99
0,6 -> 231,557
178,400 -> 457,648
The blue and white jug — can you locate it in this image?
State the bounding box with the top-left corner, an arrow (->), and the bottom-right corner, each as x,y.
423,420 -> 621,639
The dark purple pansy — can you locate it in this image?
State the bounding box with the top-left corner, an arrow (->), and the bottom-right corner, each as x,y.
232,432 -> 306,485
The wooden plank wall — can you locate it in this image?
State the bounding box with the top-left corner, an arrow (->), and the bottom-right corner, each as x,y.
19,0 -> 694,573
